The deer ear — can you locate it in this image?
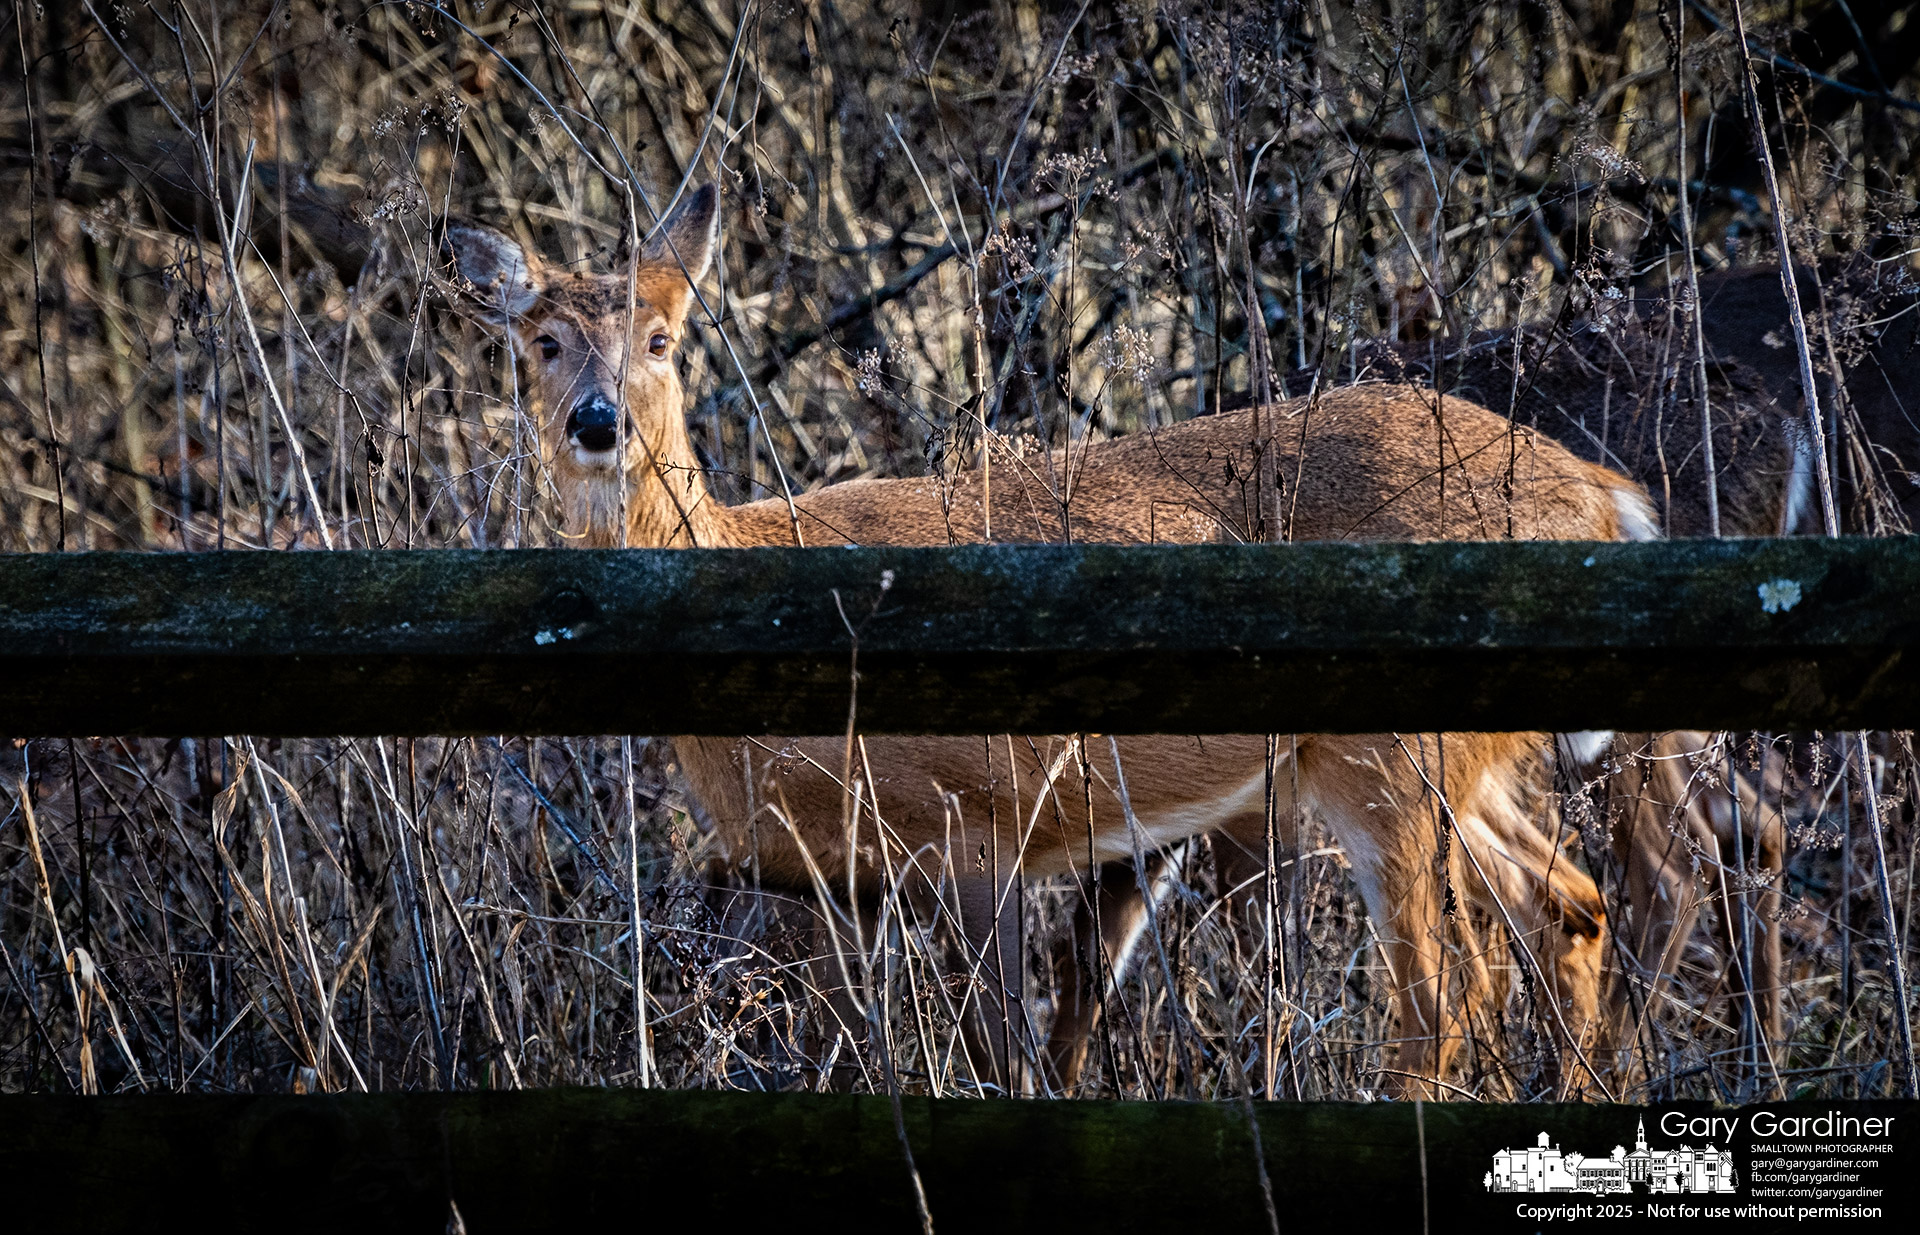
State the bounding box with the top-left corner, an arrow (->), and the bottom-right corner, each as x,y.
640,184 -> 719,286
443,220 -> 541,317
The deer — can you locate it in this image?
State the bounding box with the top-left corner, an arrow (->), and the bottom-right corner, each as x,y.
443,184 -> 1662,1099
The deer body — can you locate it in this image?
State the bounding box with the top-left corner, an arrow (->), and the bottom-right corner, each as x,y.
447,187 -> 1653,1094
642,391 -> 1634,1095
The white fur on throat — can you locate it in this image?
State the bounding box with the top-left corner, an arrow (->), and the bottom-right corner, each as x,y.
559,463 -> 631,547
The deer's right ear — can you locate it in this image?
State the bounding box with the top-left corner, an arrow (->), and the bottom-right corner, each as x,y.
443,220 -> 541,317
641,184 -> 719,285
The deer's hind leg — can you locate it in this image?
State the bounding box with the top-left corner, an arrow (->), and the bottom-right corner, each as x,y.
1300,735 -> 1607,1098
1450,769 -> 1608,1095
1294,737 -> 1480,1099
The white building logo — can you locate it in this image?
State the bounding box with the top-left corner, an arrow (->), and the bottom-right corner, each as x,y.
1486,1118 -> 1738,1195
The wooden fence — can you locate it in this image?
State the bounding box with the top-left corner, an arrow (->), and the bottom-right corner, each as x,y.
0,1089 -> 1909,1233
2,538 -> 1915,735
1,538 -> 1916,1233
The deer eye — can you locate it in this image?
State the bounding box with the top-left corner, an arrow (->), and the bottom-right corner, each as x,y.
536,335 -> 560,361
648,332 -> 671,358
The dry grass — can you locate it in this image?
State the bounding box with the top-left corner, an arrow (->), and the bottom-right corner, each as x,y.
0,0 -> 1914,1101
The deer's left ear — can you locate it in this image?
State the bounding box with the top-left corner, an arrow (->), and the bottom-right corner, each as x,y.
641,184 -> 719,291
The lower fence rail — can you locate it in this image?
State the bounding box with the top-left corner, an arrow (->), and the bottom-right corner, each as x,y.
0,1091 -> 1910,1232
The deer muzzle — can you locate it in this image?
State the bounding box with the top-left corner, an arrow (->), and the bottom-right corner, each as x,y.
566,394 -> 622,454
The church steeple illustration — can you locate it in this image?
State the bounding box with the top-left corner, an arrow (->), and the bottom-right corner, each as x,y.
1490,1117 -> 1731,1194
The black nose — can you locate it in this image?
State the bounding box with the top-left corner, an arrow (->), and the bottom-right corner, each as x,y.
566,396 -> 620,452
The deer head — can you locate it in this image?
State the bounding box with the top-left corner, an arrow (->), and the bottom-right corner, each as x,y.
443,185 -> 720,546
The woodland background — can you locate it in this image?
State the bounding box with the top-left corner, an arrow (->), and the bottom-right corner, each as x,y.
0,0 -> 1916,1102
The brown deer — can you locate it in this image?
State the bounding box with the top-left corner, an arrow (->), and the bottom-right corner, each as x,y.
443,185 -> 1658,1097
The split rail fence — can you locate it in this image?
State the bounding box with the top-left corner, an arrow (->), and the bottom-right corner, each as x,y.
0,538 -> 1915,1233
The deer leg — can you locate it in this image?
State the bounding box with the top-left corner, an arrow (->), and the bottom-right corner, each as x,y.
1040,857 -> 1178,1093
1361,847 -> 1456,1099
1300,774 -> 1458,1096
1453,796 -> 1607,1095
1708,749 -> 1789,1052
1332,734 -> 1606,1097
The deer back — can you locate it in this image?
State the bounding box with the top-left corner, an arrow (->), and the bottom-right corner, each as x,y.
715,384 -> 1653,550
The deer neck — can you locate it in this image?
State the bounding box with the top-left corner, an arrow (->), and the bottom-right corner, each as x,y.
624,425 -> 734,548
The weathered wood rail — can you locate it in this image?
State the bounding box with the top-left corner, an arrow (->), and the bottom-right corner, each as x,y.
1,537 -> 1916,736
3,540 -> 1917,1232
0,1091 -> 1908,1233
